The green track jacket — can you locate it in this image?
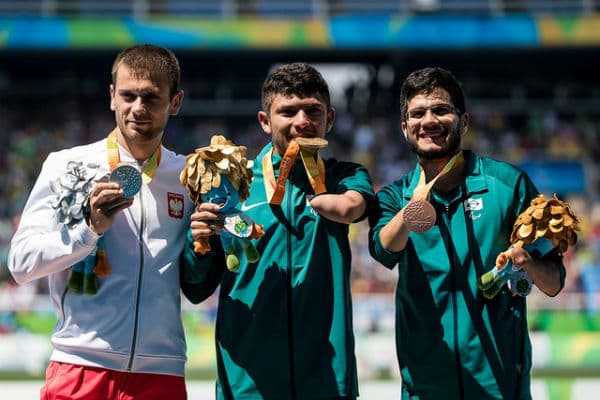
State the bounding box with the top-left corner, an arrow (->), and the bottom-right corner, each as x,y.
369,150 -> 565,400
210,143 -> 374,400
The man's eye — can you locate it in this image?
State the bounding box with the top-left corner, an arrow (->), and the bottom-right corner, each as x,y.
144,95 -> 160,103
408,110 -> 425,119
408,105 -> 455,119
431,105 -> 453,116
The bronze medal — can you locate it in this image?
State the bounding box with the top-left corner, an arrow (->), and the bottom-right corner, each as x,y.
405,151 -> 464,234
403,199 -> 436,233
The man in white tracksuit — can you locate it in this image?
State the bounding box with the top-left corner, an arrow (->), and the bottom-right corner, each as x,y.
8,44 -> 224,400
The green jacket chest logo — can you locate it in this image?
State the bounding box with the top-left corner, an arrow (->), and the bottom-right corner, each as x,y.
464,197 -> 483,220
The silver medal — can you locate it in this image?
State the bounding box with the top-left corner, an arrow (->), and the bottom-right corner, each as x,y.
110,164 -> 142,198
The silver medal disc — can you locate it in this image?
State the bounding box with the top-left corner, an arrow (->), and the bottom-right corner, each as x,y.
110,164 -> 142,198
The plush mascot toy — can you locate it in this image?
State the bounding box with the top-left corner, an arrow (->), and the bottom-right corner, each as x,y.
478,194 -> 580,298
50,161 -> 111,295
180,135 -> 264,272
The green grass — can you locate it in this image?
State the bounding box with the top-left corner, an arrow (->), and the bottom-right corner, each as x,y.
528,310 -> 599,333
12,312 -> 56,334
10,309 -> 600,336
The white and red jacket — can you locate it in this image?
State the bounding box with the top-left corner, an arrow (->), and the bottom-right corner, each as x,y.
8,136 -> 214,377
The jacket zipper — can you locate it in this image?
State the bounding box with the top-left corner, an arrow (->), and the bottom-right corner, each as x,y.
443,203 -> 466,399
286,173 -> 297,400
127,183 -> 146,371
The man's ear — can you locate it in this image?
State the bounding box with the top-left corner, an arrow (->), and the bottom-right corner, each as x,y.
326,107 -> 336,133
257,111 -> 271,135
401,121 -> 408,140
169,90 -> 184,116
110,84 -> 116,111
461,112 -> 470,135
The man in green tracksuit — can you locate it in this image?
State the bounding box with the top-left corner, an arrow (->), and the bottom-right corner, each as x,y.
368,67 -> 566,399
192,62 -> 374,399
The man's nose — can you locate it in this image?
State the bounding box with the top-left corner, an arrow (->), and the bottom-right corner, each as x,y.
421,108 -> 438,123
293,110 -> 310,128
131,97 -> 146,112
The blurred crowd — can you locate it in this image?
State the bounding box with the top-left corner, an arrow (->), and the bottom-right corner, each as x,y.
1,58 -> 600,323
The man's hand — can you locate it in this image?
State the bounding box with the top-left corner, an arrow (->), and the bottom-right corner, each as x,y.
87,182 -> 133,234
510,246 -> 532,269
190,202 -> 225,242
512,245 -> 562,297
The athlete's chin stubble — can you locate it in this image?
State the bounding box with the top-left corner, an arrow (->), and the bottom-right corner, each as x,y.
408,129 -> 461,161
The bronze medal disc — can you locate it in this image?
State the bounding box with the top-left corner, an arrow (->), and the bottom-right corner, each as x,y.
403,199 -> 436,233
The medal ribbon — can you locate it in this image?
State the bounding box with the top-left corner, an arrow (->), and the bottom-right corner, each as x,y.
413,150 -> 464,201
262,140 -> 327,205
107,129 -> 161,185
262,141 -> 300,205
299,149 -> 326,195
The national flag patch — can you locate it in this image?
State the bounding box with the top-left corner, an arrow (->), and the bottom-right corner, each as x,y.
168,192 -> 184,219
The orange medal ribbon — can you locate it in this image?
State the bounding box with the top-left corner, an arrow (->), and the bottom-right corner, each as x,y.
262,141 -> 300,205
262,140 -> 327,205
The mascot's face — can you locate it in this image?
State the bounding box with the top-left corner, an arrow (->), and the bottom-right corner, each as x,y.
200,175 -> 240,212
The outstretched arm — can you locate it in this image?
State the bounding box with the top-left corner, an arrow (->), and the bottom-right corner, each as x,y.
308,190 -> 367,224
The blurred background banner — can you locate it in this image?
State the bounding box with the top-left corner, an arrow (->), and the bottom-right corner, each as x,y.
1,14 -> 600,49
1,1 -> 600,399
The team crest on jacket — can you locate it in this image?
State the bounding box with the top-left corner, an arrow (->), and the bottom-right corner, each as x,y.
464,197 -> 483,220
168,192 -> 184,219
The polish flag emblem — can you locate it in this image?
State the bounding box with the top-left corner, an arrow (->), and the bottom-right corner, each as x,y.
168,192 -> 184,219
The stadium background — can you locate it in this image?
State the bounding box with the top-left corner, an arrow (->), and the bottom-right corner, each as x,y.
1,1 -> 600,399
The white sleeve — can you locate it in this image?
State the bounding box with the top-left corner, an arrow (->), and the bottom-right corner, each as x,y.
8,152 -> 100,284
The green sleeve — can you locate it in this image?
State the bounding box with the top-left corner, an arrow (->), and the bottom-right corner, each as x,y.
332,162 -> 375,222
368,183 -> 405,269
180,229 -> 226,304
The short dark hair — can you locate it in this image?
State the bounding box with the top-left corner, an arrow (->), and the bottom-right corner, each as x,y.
261,62 -> 331,113
400,67 -> 466,122
112,44 -> 181,99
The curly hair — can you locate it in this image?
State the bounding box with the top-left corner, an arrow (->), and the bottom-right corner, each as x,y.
261,62 -> 331,114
